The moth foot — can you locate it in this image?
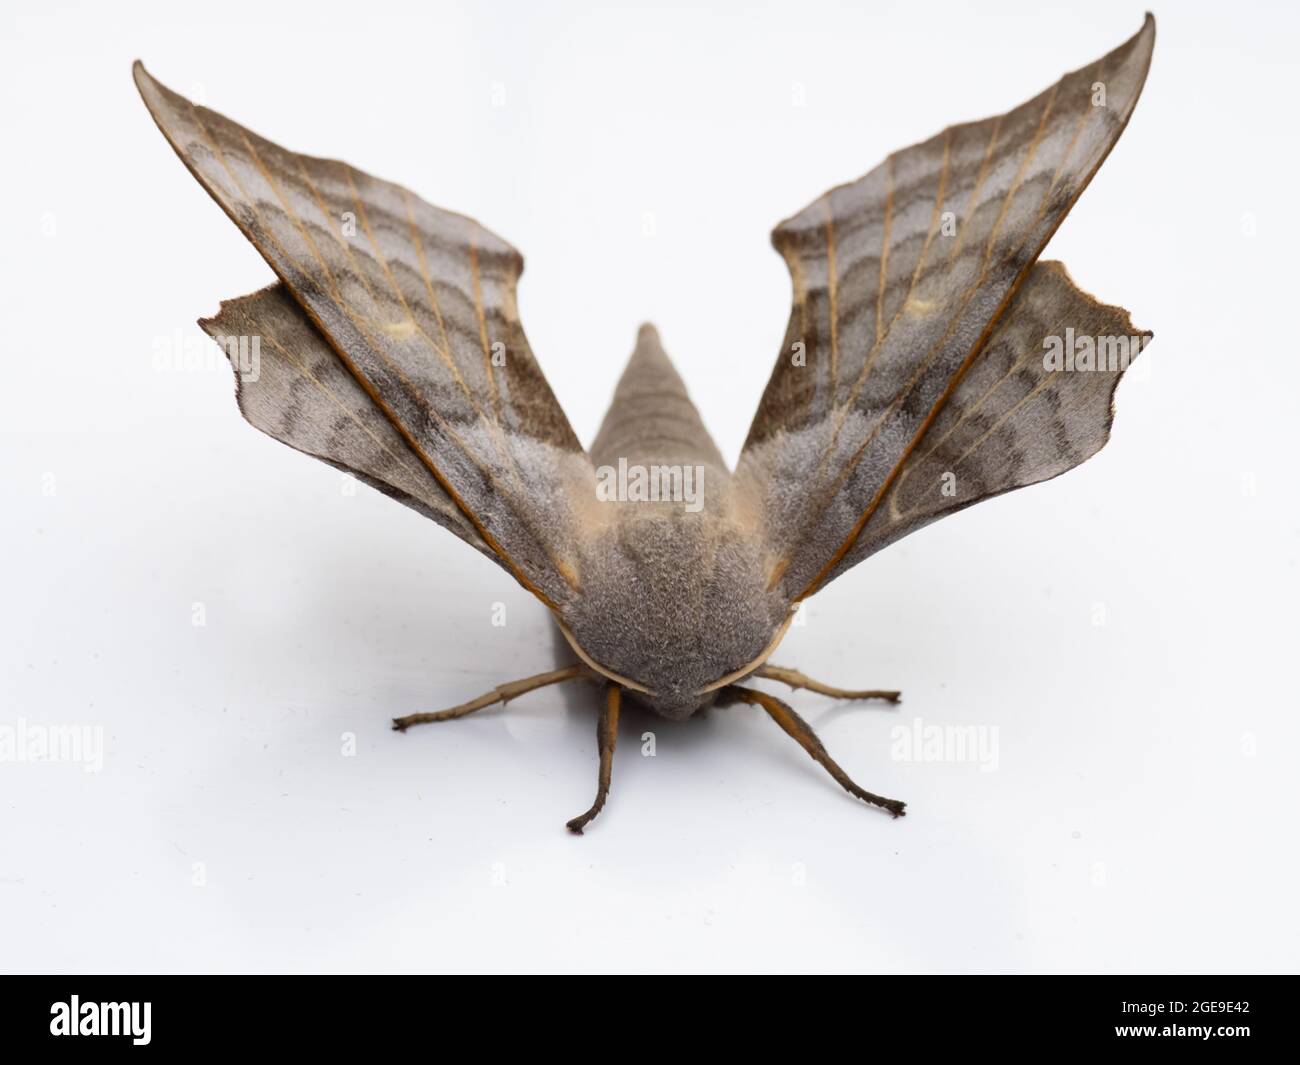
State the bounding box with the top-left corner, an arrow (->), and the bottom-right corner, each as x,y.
844,784 -> 907,818
565,813 -> 595,835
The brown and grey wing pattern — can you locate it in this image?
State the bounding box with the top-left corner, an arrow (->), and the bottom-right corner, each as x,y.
200,283 -> 500,564
824,260 -> 1150,580
736,15 -> 1154,601
135,63 -> 591,611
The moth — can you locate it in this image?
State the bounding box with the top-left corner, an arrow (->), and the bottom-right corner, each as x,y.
136,15 -> 1154,832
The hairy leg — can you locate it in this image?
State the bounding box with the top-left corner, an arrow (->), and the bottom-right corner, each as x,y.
727,685 -> 906,817
757,663 -> 900,703
566,683 -> 621,835
392,665 -> 586,731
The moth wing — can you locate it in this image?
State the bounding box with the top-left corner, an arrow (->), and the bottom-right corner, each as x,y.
735,16 -> 1154,599
136,64 -> 591,611
823,260 -> 1151,581
200,283 -> 500,565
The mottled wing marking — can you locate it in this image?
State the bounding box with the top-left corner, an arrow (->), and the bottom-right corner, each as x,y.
135,63 -> 590,611
200,283 -> 499,562
737,16 -> 1154,600
827,260 -> 1151,577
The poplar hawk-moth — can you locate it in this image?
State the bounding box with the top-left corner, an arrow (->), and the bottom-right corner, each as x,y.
136,15 -> 1155,831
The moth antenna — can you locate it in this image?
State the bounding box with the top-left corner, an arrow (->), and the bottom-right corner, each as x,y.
566,683 -> 621,835
391,666 -> 586,731
726,686 -> 906,817
756,664 -> 901,703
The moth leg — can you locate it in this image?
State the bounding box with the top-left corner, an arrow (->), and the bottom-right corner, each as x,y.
727,685 -> 906,818
392,665 -> 586,732
757,664 -> 900,704
566,683 -> 621,835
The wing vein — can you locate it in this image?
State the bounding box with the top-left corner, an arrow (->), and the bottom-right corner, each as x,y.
876,155 -> 894,347
822,197 -> 840,399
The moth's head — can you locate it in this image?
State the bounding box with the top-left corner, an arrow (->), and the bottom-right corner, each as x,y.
558,512 -> 791,718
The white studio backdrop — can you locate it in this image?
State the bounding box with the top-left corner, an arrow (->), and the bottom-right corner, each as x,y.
1,0 -> 1297,973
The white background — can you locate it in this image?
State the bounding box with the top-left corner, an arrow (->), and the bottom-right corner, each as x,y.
2,0 -> 1297,974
